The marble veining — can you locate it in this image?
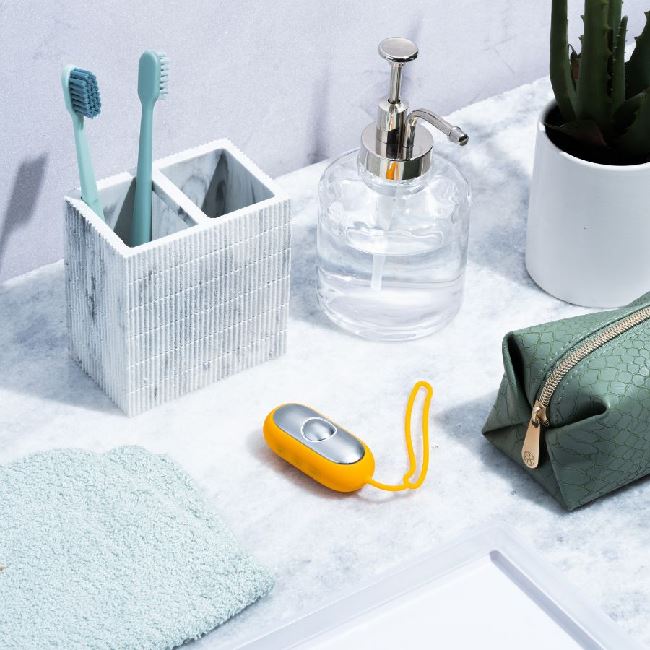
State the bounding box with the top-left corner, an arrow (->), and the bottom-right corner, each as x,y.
92,174 -> 195,241
64,140 -> 291,416
159,147 -> 273,220
2,78 -> 650,648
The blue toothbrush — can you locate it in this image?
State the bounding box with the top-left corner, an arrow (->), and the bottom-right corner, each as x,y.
61,65 -> 104,219
130,50 -> 169,246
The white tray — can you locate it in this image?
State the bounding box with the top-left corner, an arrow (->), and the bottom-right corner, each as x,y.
238,526 -> 642,650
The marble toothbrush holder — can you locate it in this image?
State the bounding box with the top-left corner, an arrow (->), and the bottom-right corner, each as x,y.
65,139 -> 291,416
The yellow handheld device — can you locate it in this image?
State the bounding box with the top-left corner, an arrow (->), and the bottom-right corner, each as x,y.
263,381 -> 433,493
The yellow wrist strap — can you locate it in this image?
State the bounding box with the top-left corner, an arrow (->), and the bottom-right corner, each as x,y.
367,380 -> 434,492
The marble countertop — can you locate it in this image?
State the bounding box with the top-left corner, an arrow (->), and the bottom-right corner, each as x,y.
2,77 -> 649,649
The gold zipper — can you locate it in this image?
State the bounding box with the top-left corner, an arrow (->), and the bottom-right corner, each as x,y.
521,304 -> 650,469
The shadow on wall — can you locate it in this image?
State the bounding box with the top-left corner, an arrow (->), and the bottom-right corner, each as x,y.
307,76 -> 330,165
0,154 -> 49,275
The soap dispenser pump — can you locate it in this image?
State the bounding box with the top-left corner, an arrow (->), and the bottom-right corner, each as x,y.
359,37 -> 468,182
317,37 -> 472,341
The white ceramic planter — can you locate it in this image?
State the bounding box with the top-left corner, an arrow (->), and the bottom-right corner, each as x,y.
526,102 -> 650,308
65,139 -> 291,416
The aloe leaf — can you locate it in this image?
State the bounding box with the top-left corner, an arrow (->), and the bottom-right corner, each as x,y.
550,0 -> 577,120
547,119 -> 608,148
570,45 -> 581,82
608,0 -> 622,35
615,89 -> 650,157
614,90 -> 644,131
576,0 -> 611,128
626,11 -> 650,96
611,15 -> 628,114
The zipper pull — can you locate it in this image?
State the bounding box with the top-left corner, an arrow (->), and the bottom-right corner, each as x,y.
521,401 -> 548,469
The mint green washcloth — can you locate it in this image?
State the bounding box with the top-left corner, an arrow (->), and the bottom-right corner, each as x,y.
0,446 -> 273,649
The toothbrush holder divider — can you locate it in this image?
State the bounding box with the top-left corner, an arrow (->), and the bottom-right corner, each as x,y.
65,139 -> 291,416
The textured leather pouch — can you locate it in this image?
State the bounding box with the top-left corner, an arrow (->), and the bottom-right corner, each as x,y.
483,292 -> 650,510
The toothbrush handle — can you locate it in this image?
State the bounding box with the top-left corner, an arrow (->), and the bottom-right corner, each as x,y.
73,119 -> 104,220
132,104 -> 154,246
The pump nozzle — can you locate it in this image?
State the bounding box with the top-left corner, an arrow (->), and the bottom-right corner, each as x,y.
403,109 -> 469,157
359,37 -> 469,182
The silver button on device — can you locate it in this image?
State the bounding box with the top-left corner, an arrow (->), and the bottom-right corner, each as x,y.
302,417 -> 336,442
273,404 -> 366,465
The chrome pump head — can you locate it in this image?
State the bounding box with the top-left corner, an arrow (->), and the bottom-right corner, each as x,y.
359,37 -> 469,182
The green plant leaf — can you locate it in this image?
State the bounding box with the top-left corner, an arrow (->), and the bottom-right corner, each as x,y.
626,11 -> 650,96
550,0 -> 577,120
614,89 -> 644,132
576,0 -> 611,128
608,0 -> 622,36
547,119 -> 608,148
570,45 -> 581,81
611,15 -> 628,114
615,89 -> 650,157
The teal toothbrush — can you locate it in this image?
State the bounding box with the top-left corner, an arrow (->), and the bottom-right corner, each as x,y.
130,50 -> 169,246
61,65 -> 104,219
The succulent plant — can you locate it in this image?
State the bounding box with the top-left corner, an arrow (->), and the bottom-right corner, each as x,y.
550,0 -> 650,163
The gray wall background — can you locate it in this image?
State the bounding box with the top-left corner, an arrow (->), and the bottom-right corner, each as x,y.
0,0 -> 646,281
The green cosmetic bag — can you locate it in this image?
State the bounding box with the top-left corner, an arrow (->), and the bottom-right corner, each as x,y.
483,292 -> 650,510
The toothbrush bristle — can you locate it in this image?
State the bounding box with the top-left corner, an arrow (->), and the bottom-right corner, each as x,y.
158,53 -> 169,99
69,68 -> 101,118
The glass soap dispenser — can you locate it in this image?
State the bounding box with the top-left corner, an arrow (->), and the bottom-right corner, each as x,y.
317,37 -> 471,341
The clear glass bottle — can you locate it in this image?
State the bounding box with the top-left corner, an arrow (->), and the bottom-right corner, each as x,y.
316,37 -> 471,341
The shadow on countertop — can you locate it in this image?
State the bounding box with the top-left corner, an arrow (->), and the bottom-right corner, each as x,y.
0,263 -> 118,414
287,218 -> 341,333
437,391 -> 566,516
439,391 -> 650,516
245,427 -> 353,502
